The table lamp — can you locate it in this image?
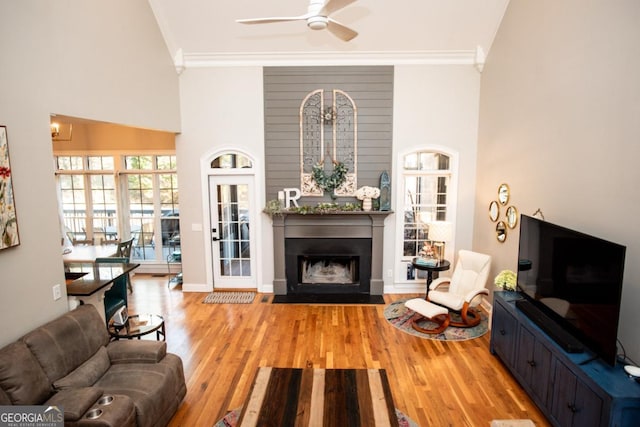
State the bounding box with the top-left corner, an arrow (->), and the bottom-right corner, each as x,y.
428,221 -> 452,262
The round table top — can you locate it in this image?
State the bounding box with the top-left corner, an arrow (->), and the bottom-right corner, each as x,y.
108,314 -> 164,339
411,257 -> 451,272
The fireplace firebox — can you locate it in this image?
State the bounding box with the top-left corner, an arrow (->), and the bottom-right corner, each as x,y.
286,238 -> 371,294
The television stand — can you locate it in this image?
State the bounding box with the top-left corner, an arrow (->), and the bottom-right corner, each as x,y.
515,299 -> 583,354
491,291 -> 640,427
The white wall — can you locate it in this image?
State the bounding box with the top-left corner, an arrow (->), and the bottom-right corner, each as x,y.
0,0 -> 180,346
176,64 -> 481,294
177,67 -> 267,291
476,0 -> 640,361
388,65 -> 481,291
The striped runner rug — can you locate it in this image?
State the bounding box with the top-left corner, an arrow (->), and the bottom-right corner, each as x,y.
238,367 -> 399,427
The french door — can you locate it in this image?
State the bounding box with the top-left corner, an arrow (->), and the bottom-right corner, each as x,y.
208,175 -> 255,288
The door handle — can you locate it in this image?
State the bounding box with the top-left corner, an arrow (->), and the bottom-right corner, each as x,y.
211,228 -> 219,241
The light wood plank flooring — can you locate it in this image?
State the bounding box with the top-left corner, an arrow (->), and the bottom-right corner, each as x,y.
127,275 -> 550,426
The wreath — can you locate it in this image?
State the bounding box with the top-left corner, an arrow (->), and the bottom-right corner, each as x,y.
311,161 -> 348,194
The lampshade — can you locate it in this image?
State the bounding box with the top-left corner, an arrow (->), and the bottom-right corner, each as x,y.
428,221 -> 452,242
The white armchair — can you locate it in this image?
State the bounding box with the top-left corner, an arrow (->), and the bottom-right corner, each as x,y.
428,250 -> 492,327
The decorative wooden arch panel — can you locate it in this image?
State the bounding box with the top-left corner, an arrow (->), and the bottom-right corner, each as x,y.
299,89 -> 357,196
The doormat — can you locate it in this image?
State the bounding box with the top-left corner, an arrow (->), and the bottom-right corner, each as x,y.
203,291 -> 256,304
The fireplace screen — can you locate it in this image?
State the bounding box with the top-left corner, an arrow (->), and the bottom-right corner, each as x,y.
299,256 -> 358,285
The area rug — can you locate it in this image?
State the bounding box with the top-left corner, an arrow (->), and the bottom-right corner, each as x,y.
223,367 -> 415,427
203,291 -> 255,304
214,407 -> 418,427
384,298 -> 488,341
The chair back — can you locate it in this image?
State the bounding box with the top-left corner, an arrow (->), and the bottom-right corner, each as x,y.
96,257 -> 129,323
448,250 -> 492,301
93,227 -> 107,245
116,237 -> 134,259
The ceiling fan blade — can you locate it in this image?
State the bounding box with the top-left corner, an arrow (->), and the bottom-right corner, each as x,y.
327,19 -> 358,41
320,0 -> 358,16
236,15 -> 309,25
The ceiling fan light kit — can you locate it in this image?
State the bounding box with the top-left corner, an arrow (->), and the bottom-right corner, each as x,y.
236,0 -> 358,42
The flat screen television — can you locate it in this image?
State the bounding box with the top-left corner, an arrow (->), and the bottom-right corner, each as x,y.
516,214 -> 626,366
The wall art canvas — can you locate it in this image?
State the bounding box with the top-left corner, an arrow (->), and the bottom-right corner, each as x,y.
0,126 -> 19,249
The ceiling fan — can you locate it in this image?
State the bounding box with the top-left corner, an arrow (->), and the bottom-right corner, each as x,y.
236,0 -> 359,42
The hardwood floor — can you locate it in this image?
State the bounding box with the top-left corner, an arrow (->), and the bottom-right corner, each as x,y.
128,275 -> 550,426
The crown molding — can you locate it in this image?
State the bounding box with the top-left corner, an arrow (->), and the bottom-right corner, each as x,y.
177,50 -> 480,70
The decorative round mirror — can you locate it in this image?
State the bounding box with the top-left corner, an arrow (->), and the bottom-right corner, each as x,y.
496,221 -> 507,243
506,206 -> 518,229
498,183 -> 510,206
489,201 -> 499,222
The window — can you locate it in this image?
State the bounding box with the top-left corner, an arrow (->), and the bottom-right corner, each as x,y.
400,150 -> 453,265
56,154 -> 179,263
58,156 -> 87,242
211,153 -> 252,169
124,155 -> 179,261
88,156 -> 117,242
57,155 -> 116,244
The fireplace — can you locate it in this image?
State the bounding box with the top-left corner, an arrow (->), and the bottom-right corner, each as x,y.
272,212 -> 391,296
285,238 -> 371,294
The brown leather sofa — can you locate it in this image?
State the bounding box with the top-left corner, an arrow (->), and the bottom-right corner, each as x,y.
0,304 -> 186,427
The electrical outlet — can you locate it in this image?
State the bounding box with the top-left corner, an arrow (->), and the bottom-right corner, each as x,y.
387,269 -> 393,278
52,284 -> 62,300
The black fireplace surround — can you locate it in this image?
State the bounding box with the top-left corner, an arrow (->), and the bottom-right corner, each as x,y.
285,238 -> 372,294
271,212 -> 392,296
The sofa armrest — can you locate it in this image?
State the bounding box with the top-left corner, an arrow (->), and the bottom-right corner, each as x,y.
107,340 -> 167,364
44,387 -> 103,422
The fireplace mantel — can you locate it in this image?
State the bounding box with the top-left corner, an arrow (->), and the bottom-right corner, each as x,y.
271,211 -> 393,295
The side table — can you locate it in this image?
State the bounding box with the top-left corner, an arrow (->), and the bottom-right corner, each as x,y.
412,257 -> 450,299
108,314 -> 165,341
167,250 -> 182,288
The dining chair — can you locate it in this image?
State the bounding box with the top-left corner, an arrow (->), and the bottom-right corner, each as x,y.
92,227 -> 107,245
95,257 -> 129,326
115,237 -> 134,293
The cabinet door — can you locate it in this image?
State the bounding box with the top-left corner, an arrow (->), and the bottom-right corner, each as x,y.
551,360 -> 603,427
491,300 -> 518,366
515,326 -> 552,407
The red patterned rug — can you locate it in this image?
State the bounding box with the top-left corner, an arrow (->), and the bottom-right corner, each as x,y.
384,298 -> 488,341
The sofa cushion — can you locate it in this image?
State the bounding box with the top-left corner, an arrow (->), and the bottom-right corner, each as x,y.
0,341 -> 52,404
22,304 -> 110,383
53,346 -> 110,390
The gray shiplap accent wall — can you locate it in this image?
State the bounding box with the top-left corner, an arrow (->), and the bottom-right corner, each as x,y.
264,66 -> 393,204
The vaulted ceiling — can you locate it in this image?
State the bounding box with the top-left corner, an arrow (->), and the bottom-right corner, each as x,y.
148,0 -> 510,68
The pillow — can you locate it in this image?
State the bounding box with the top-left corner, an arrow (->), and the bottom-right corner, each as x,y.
53,346 -> 110,390
0,341 -> 52,404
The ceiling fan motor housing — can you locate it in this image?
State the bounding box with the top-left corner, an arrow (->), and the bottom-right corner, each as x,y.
307,15 -> 329,30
